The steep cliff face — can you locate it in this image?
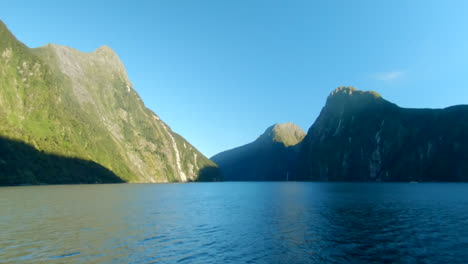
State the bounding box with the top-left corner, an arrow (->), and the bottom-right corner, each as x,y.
298,87 -> 468,182
211,123 -> 305,181
0,21 -> 219,184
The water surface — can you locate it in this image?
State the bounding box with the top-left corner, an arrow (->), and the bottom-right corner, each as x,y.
1,182 -> 468,263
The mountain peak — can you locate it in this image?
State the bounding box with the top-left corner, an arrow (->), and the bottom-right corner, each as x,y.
260,122 -> 306,147
92,45 -> 126,74
324,87 -> 388,112
39,42 -> 128,82
94,45 -> 117,56
331,86 -> 357,95
329,86 -> 382,98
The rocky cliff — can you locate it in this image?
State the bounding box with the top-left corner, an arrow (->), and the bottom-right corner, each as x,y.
213,86 -> 468,182
0,20 -> 220,185
297,87 -> 468,181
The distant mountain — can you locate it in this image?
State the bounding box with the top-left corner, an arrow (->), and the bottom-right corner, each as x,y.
211,123 -> 305,181
0,20 -> 220,185
297,86 -> 468,182
213,87 -> 468,182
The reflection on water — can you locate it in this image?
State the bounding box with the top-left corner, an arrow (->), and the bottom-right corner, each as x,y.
1,183 -> 468,263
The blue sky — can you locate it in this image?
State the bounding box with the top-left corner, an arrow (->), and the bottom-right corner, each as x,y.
2,0 -> 468,157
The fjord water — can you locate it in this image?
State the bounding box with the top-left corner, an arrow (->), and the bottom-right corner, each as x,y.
1,183 -> 468,263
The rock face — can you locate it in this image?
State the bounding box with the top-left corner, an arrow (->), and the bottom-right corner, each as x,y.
297,86 -> 468,182
0,21 -> 220,185
211,123 -> 305,181
213,86 -> 468,182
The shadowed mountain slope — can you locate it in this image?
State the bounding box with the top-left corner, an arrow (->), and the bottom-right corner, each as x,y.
297,87 -> 468,182
0,136 -> 122,185
213,86 -> 468,182
211,123 -> 305,181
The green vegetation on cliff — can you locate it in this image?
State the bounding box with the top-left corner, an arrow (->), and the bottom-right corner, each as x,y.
0,20 -> 220,185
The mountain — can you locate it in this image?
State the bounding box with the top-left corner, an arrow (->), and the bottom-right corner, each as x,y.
213,86 -> 468,182
211,122 -> 305,181
0,20 -> 220,185
297,86 -> 468,182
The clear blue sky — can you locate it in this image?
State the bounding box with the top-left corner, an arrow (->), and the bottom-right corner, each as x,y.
2,0 -> 468,157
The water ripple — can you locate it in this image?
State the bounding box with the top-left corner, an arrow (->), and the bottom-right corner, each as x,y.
1,183 -> 468,263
